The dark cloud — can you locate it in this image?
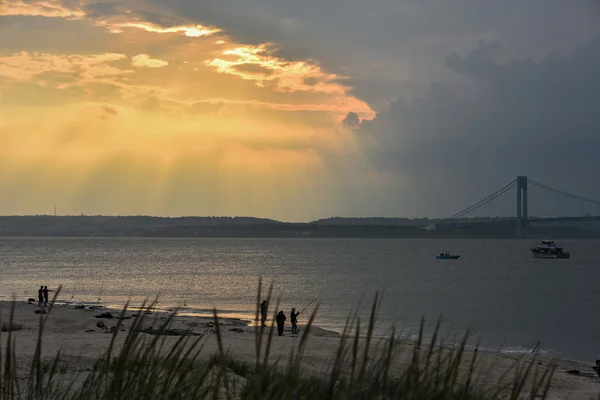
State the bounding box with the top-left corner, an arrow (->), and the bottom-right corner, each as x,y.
138,0 -> 599,108
82,2 -> 121,18
83,1 -> 183,27
341,112 -> 359,129
353,36 -> 600,217
52,1 -> 598,110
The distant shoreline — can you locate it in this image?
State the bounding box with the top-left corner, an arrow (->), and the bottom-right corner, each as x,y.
1,215 -> 598,238
0,234 -> 597,239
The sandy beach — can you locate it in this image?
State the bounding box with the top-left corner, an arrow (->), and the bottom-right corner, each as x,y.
0,300 -> 598,399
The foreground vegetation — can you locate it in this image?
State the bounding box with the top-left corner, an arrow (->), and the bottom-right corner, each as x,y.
0,281 -> 555,399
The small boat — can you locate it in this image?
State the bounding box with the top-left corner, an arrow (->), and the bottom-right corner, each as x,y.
436,251 -> 460,260
530,240 -> 570,259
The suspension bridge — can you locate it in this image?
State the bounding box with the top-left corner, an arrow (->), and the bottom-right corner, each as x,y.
440,176 -> 600,237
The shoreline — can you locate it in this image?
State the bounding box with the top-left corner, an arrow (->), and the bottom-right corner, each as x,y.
1,300 -> 599,398
9,299 -> 591,364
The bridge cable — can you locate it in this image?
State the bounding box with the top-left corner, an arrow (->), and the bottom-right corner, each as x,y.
445,180 -> 517,221
447,182 -> 516,220
527,179 -> 600,206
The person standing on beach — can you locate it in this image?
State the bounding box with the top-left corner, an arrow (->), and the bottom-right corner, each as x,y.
260,300 -> 268,326
290,308 -> 300,334
43,286 -> 49,307
276,311 -> 286,336
38,286 -> 44,307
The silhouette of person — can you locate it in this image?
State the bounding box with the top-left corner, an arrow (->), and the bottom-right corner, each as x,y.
43,286 -> 49,307
276,311 -> 286,336
290,308 -> 300,334
38,286 -> 44,307
260,300 -> 268,327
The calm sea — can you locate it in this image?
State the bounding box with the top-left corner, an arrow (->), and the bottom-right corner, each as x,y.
0,237 -> 597,362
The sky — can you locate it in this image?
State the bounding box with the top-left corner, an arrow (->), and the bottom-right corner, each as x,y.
0,0 -> 599,221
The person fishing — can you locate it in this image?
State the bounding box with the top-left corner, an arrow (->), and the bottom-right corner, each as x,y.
260,300 -> 268,327
290,308 -> 300,334
38,286 -> 44,307
43,286 -> 49,307
276,311 -> 286,336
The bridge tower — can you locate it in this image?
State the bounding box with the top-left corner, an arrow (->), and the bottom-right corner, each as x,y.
516,176 -> 528,237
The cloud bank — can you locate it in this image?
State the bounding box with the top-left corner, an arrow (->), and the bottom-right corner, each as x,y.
352,37 -> 600,217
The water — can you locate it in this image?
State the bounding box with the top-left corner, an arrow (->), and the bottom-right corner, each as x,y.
0,237 -> 597,362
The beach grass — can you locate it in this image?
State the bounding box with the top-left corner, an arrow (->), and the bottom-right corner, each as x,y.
0,280 -> 555,399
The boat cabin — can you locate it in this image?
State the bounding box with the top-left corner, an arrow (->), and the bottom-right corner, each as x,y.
530,239 -> 570,258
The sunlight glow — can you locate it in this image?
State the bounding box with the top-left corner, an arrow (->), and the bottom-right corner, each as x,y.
0,0 -> 374,219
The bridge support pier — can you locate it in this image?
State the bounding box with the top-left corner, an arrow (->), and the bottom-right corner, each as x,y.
516,176 -> 528,237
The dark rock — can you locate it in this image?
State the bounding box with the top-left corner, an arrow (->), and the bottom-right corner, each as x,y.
1,323 -> 23,332
34,309 -> 47,314
138,327 -> 202,336
96,321 -> 106,329
28,298 -> 36,303
566,369 -> 580,375
85,329 -> 95,333
95,312 -> 114,319
109,326 -> 117,334
229,328 -> 244,333
74,305 -> 85,309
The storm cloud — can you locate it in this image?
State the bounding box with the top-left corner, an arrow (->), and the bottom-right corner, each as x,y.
141,0 -> 599,108
352,36 -> 600,217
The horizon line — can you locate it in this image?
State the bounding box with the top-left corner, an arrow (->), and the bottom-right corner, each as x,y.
0,214 -> 518,222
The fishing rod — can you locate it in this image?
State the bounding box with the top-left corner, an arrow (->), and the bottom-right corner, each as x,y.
69,279 -> 79,306
298,287 -> 328,314
96,284 -> 103,308
182,269 -> 198,311
299,297 -> 319,314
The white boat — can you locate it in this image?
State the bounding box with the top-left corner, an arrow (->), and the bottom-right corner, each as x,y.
530,240 -> 570,259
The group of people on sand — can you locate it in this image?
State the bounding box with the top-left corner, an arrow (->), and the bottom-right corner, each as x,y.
37,286 -> 49,307
259,300 -> 300,336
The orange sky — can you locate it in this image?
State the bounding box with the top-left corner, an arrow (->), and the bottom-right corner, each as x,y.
0,1 -> 376,220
